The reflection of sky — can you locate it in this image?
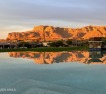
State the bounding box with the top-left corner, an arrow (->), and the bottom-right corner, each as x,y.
0,0 -> 106,39
0,53 -> 8,59
0,53 -> 34,66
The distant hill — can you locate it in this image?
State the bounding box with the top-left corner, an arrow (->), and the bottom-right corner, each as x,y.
7,25 -> 106,41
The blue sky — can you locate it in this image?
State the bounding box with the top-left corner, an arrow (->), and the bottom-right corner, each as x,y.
0,0 -> 106,39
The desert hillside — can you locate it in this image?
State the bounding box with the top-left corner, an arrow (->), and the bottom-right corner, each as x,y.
7,25 -> 106,41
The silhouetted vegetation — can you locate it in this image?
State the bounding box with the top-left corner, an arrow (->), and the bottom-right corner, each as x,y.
0,46 -> 89,52
18,42 -> 31,48
49,40 -> 64,47
66,39 -> 72,46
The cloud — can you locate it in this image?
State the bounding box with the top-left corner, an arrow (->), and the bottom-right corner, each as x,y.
0,0 -> 106,22
0,0 -> 106,38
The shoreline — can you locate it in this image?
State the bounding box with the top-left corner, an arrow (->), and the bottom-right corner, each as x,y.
0,46 -> 89,52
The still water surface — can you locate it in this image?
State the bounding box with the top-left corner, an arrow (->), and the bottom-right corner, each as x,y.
0,51 -> 106,94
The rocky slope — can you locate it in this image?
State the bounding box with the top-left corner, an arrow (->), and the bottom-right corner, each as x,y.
7,25 -> 106,41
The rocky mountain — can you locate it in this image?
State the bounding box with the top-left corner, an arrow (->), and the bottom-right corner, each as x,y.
7,25 -> 106,41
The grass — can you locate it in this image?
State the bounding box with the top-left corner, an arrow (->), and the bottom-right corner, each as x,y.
0,46 -> 89,52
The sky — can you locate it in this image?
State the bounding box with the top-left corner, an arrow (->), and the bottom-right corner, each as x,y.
0,0 -> 106,39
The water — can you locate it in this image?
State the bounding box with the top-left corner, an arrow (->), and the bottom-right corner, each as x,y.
0,51 -> 106,94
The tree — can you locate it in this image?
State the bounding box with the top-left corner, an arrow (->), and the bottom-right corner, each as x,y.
48,41 -> 56,47
49,40 -> 64,47
18,42 -> 31,48
102,37 -> 106,45
56,40 -> 64,47
66,39 -> 72,46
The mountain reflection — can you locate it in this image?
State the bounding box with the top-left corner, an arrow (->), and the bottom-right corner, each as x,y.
8,51 -> 106,64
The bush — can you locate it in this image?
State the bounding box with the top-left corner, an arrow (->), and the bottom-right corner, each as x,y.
18,42 -> 31,48
49,40 -> 64,47
66,39 -> 72,45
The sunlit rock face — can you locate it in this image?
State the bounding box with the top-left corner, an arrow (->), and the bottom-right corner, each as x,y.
7,25 -> 106,41
8,51 -> 106,64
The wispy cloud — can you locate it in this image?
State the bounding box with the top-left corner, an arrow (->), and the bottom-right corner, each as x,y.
0,0 -> 106,38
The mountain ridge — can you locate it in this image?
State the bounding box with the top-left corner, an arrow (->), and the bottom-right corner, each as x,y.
7,25 -> 106,41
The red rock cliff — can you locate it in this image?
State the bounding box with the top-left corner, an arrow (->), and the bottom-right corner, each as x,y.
7,25 -> 106,41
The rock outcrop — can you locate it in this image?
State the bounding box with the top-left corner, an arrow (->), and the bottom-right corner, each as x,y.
7,25 -> 106,41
